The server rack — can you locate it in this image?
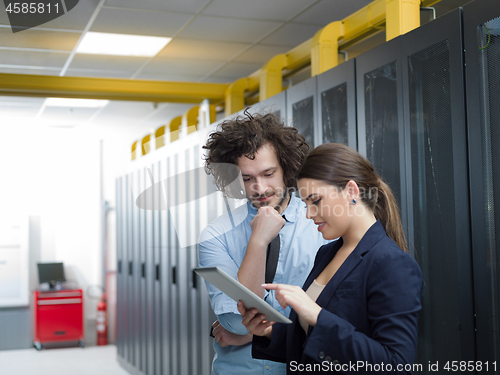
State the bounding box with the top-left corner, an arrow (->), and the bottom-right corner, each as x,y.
115,177 -> 124,358
316,58 -> 357,149
146,165 -> 155,375
153,161 -> 162,375
401,8 -> 475,370
355,36 -> 407,232
463,0 -> 500,371
286,77 -> 317,147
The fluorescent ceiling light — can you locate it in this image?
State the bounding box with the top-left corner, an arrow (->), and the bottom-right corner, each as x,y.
45,98 -> 109,108
76,32 -> 171,57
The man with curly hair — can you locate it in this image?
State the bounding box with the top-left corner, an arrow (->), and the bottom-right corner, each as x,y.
198,111 -> 328,375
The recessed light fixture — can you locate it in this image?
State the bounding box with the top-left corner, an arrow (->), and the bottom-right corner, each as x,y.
45,98 -> 110,108
76,32 -> 171,57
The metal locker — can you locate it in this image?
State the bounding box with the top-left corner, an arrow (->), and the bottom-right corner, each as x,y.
316,58 -> 357,149
286,77 -> 318,147
401,8 -> 475,369
153,161 -> 162,375
355,36 -> 407,234
463,0 -> 500,369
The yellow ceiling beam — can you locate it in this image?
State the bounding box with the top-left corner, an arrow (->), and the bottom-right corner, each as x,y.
0,73 -> 229,104
385,0 -> 421,41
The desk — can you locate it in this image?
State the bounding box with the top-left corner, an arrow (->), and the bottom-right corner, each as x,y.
33,289 -> 84,350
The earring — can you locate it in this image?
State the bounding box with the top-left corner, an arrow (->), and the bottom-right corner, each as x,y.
350,199 -> 356,205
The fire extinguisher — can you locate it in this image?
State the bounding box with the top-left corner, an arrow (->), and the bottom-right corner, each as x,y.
96,294 -> 108,346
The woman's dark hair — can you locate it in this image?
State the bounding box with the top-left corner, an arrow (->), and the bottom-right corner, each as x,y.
298,143 -> 408,253
203,111 -> 310,197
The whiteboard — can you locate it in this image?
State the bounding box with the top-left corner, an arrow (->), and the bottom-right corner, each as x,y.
0,220 -> 29,307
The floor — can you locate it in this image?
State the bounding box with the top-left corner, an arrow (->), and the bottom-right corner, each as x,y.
0,345 -> 129,375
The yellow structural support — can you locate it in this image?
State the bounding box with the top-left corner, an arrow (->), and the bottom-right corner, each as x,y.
259,54 -> 287,101
169,116 -> 182,142
131,141 -> 138,161
0,73 -> 229,104
385,0 -> 421,41
311,21 -> 343,77
225,78 -> 249,117
141,134 -> 152,156
183,106 -> 200,135
155,126 -> 166,150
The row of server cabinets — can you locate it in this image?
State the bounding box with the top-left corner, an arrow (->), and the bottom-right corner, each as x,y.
116,0 -> 499,373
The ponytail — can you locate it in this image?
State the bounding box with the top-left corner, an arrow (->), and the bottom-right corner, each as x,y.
373,180 -> 408,253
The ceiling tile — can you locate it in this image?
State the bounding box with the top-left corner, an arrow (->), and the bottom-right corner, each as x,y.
157,38 -> 250,61
69,54 -> 149,72
104,0 -> 209,14
135,72 -> 205,82
142,58 -> 222,77
64,69 -> 134,79
41,106 -> 100,123
90,7 -> 193,37
233,44 -> 290,64
259,23 -> 322,47
178,15 -> 282,43
0,66 -> 60,75
210,62 -> 262,79
202,0 -> 318,22
0,50 -> 69,67
0,27 -> 80,50
293,0 -> 373,25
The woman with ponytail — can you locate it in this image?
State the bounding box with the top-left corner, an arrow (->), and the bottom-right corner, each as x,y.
238,143 -> 423,374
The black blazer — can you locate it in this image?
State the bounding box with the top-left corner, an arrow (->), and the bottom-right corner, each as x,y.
253,221 -> 423,374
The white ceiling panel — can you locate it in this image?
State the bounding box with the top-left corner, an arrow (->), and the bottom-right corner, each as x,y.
65,68 -> 135,79
0,50 -> 69,67
0,66 -> 60,75
96,101 -> 157,122
202,0 -> 318,22
143,58 -> 222,77
178,15 -> 282,43
157,38 -> 249,61
69,54 -> 149,72
41,106 -> 100,123
233,44 -> 291,64
135,72 -> 206,82
259,23 -> 323,47
103,0 -> 209,15
293,0 -> 373,25
0,27 -> 81,50
210,62 -> 262,79
90,8 -> 193,37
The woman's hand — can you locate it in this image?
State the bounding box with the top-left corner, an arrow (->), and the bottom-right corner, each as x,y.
237,301 -> 274,339
263,283 -> 322,327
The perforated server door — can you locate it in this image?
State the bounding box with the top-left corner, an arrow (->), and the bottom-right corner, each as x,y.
464,0 -> 500,371
356,36 -> 407,232
286,77 -> 318,147
248,91 -> 287,124
316,58 -> 357,149
402,8 -> 475,371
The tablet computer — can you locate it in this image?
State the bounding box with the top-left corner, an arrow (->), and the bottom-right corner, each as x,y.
194,266 -> 292,324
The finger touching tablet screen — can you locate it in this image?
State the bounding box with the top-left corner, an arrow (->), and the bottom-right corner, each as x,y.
194,266 -> 292,324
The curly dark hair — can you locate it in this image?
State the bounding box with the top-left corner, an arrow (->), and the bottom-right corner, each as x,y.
203,110 -> 310,197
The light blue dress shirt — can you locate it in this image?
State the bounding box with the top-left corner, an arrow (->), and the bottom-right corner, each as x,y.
198,195 -> 329,375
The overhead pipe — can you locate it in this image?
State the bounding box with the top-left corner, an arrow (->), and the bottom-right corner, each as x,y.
131,141 -> 138,161
169,116 -> 183,143
141,134 -> 152,156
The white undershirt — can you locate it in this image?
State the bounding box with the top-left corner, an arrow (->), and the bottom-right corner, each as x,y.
299,279 -> 326,333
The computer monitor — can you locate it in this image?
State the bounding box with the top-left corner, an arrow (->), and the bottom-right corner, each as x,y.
37,263 -> 66,289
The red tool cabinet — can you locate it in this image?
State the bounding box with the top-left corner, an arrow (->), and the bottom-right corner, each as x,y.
33,289 -> 84,350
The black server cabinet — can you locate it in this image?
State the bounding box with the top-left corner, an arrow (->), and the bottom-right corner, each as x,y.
464,0 -> 500,371
286,77 -> 317,147
248,91 -> 286,123
401,8 -> 475,370
356,36 -> 407,233
316,58 -> 357,149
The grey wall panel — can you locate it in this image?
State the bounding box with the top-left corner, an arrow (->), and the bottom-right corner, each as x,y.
316,59 -> 357,149
286,77 -> 318,147
463,0 -> 500,369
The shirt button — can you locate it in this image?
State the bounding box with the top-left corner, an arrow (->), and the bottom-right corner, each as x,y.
318,351 -> 325,359
265,365 -> 270,370
325,356 -> 332,362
